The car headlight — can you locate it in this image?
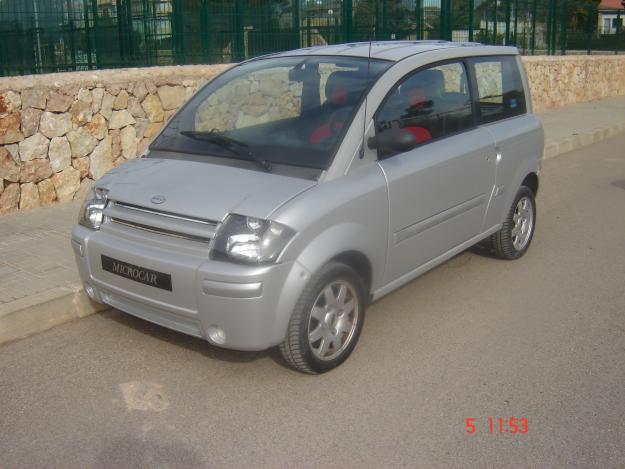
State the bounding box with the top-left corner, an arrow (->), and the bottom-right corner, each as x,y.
78,187 -> 109,230
212,214 -> 296,264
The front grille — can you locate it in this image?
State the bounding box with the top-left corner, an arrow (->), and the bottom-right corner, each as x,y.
112,202 -> 215,226
104,201 -> 219,243
109,218 -> 215,243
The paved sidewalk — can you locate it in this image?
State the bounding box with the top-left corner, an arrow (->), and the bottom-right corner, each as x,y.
0,202 -> 106,344
0,202 -> 79,304
1,94 -> 625,344
541,96 -> 625,159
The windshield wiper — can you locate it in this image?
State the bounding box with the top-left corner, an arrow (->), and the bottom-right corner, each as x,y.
180,130 -> 272,172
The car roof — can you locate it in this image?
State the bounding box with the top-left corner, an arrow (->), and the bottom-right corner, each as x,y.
265,41 -> 519,62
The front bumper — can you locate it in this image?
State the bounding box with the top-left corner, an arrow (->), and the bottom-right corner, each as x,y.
72,224 -> 310,351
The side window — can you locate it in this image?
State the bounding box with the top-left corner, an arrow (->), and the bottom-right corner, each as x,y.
470,56 -> 527,124
375,61 -> 474,159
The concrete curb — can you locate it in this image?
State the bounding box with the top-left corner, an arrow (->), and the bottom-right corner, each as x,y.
0,285 -> 109,346
1,117 -> 625,347
544,121 -> 625,160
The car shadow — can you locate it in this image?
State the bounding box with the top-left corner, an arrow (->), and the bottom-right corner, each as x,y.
611,180 -> 625,190
469,240 -> 500,259
103,308 -> 285,367
94,434 -> 205,469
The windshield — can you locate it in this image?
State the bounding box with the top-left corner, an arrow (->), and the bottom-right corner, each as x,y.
151,56 -> 391,171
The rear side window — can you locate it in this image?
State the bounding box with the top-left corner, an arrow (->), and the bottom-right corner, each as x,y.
375,61 -> 474,158
469,56 -> 526,124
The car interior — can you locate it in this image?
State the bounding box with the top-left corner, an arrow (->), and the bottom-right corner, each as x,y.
375,66 -> 474,158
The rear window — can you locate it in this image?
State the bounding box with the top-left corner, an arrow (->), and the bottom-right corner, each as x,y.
469,56 -> 526,124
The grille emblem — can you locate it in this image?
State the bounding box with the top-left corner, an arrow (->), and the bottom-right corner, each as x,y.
151,195 -> 166,205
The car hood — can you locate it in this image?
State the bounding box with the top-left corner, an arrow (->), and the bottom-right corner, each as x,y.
97,157 -> 317,222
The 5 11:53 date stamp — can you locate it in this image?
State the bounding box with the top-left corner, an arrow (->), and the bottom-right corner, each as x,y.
465,417 -> 529,434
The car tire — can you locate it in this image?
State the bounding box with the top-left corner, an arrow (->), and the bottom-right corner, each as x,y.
490,185 -> 536,260
279,262 -> 367,374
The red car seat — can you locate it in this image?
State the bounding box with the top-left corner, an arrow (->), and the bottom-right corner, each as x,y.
310,71 -> 363,145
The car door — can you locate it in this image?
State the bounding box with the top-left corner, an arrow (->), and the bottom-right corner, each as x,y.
374,60 -> 497,284
468,55 -> 545,231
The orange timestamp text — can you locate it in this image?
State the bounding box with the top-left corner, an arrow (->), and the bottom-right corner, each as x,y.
465,417 -> 529,434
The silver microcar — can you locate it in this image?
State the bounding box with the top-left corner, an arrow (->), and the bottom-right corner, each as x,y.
73,41 -> 543,373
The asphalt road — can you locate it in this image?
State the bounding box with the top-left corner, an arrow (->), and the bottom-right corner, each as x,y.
1,134 -> 625,469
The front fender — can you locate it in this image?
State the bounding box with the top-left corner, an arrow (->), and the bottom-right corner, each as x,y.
268,224 -> 383,346
294,223 -> 382,288
273,163 -> 389,294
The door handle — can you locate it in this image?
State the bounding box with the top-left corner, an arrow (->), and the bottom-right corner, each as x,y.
485,152 -> 502,163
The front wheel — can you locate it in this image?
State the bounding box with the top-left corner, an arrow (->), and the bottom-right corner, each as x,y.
490,185 -> 537,260
279,262 -> 366,374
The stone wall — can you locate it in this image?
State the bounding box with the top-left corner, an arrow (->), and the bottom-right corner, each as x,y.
0,65 -> 231,214
523,55 -> 625,112
1,55 -> 625,215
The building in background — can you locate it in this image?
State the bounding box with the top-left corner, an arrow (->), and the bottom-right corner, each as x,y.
598,0 -> 624,34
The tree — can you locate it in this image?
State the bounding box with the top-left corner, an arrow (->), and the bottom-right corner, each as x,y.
353,0 -> 416,40
568,0 -> 601,31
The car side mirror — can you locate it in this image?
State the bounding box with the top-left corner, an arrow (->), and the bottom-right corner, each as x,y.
367,128 -> 418,154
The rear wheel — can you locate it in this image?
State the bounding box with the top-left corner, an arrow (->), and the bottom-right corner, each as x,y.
280,262 -> 366,374
490,185 -> 536,260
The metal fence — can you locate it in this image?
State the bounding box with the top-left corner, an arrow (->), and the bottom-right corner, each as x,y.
1,0 -> 624,77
